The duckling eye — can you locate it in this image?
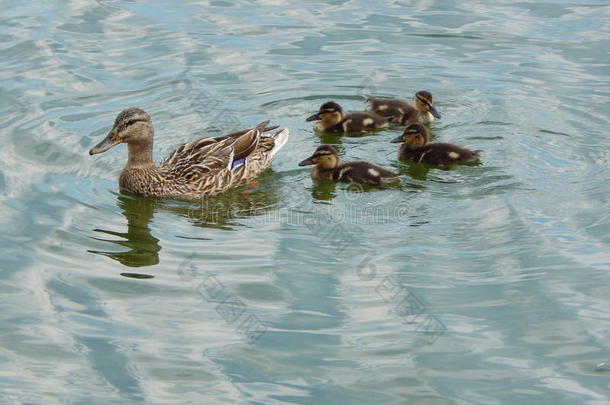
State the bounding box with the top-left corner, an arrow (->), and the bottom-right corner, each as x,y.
314,152 -> 333,161
416,96 -> 431,108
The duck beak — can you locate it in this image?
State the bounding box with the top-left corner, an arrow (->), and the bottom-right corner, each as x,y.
306,113 -> 321,122
390,135 -> 404,143
89,130 -> 122,155
429,105 -> 441,119
298,155 -> 315,166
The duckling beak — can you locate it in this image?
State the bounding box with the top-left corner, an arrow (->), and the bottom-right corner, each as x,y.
89,130 -> 122,155
390,135 -> 404,143
306,113 -> 321,122
298,156 -> 315,166
429,105 -> 441,119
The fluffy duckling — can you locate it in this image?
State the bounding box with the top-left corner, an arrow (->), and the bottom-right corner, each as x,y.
366,91 -> 441,125
306,101 -> 388,134
391,124 -> 480,167
298,145 -> 399,185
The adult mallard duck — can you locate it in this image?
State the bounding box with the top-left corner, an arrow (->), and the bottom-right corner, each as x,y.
299,144 -> 399,185
306,101 -> 388,133
366,91 -> 441,125
391,124 -> 480,167
89,107 -> 289,199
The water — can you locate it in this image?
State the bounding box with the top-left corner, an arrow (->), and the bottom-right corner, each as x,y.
1,0 -> 610,403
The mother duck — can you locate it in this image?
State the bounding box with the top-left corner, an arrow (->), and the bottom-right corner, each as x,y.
89,108 -> 289,200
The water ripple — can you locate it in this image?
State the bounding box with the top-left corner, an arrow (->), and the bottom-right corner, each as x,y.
1,1 -> 610,403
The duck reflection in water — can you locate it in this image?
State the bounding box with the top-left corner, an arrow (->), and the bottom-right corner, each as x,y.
397,160 -> 432,181
89,192 -> 161,268
89,182 -> 279,270
310,180 -> 337,201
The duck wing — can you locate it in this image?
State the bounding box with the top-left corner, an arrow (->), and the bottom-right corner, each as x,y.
366,97 -> 417,124
335,161 -> 399,185
160,122 -> 268,179
419,143 -> 480,166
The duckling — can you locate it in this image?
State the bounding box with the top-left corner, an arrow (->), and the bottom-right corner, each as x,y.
306,101 -> 388,134
366,91 -> 441,125
391,124 -> 480,167
298,145 -> 399,185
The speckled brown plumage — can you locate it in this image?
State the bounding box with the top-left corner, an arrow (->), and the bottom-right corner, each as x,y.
89,108 -> 289,200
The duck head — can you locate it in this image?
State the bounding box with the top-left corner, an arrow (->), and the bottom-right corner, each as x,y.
391,124 -> 429,149
414,91 -> 441,119
306,101 -> 344,126
89,108 -> 153,155
298,144 -> 340,170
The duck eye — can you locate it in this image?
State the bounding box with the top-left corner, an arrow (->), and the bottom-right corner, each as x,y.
416,97 -> 431,107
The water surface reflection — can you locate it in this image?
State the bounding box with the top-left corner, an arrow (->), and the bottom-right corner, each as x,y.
89,184 -> 280,269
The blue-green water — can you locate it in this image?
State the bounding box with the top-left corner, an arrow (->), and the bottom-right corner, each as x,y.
1,0 -> 610,403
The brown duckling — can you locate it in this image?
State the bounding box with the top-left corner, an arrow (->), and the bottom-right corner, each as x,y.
366,91 -> 441,125
306,101 -> 388,134
391,124 -> 480,167
298,145 -> 399,185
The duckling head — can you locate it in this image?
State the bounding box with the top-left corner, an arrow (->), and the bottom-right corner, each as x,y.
298,144 -> 340,169
89,107 -> 153,155
390,124 -> 428,149
306,101 -> 343,126
414,91 -> 441,119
